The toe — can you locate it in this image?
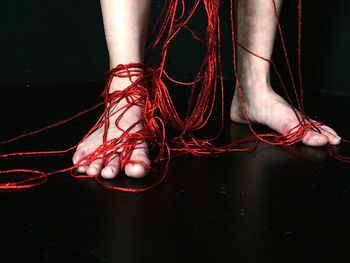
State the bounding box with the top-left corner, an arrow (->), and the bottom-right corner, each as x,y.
72,149 -> 85,164
87,158 -> 104,176
77,166 -> 88,173
125,163 -> 149,178
101,155 -> 120,179
124,148 -> 150,178
73,149 -> 89,173
319,126 -> 341,145
302,131 -> 328,147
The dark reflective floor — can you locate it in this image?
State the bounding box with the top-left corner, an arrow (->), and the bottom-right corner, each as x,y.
0,82 -> 350,263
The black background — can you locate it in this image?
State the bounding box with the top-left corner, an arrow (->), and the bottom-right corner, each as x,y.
0,0 -> 349,96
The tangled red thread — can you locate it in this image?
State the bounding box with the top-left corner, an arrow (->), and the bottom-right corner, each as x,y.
0,64 -> 170,192
0,0 -> 349,191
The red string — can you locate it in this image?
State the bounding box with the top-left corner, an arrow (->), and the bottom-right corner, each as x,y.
0,0 -> 349,191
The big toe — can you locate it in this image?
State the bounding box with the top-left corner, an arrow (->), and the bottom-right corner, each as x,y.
124,150 -> 150,178
302,131 -> 328,147
125,163 -> 150,178
327,134 -> 342,145
320,126 -> 341,145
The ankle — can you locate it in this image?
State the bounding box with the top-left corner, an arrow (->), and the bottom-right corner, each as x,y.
107,63 -> 146,93
109,77 -> 135,93
235,79 -> 272,98
236,58 -> 271,88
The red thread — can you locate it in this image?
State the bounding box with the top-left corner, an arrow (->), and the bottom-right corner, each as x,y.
0,0 -> 349,191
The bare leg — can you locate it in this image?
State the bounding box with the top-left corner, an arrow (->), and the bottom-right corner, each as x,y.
230,0 -> 341,146
72,0 -> 152,178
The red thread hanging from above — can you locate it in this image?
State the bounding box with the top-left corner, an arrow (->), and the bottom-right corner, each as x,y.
0,0 -> 349,191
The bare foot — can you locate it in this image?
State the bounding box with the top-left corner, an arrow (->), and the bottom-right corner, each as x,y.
230,82 -> 341,146
72,76 -> 150,179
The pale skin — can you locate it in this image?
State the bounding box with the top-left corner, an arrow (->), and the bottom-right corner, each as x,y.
230,0 -> 341,146
72,0 -> 152,179
72,0 -> 341,179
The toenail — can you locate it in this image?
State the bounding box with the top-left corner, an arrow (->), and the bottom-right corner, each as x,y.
333,136 -> 341,144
